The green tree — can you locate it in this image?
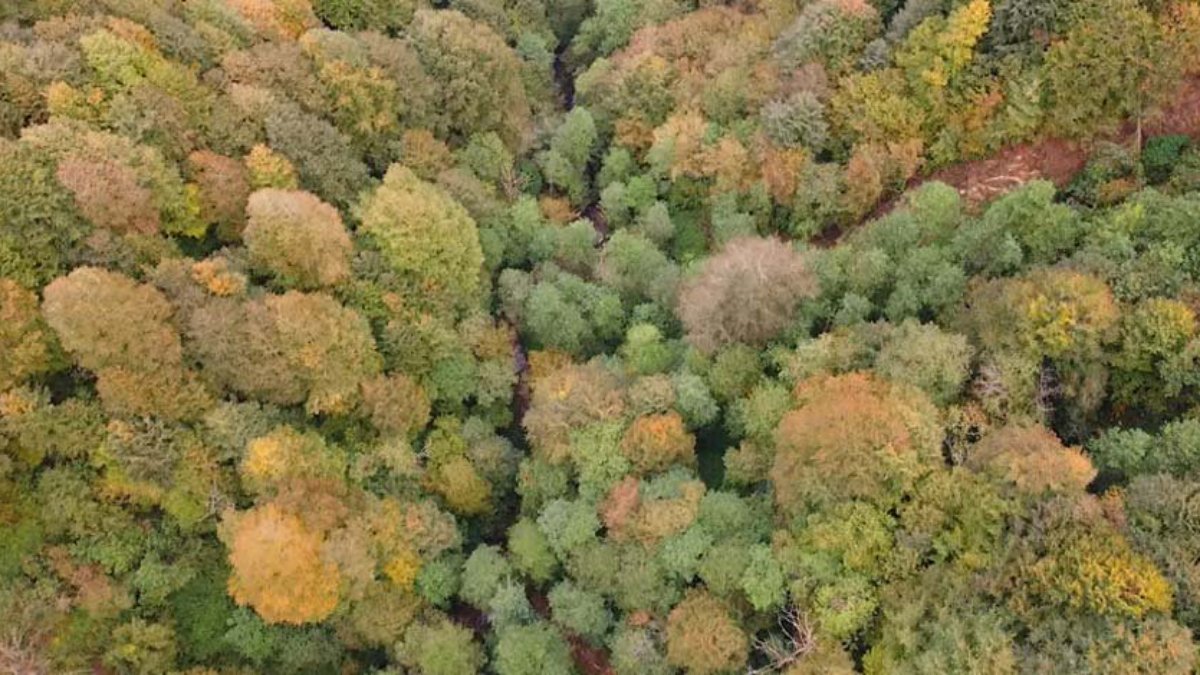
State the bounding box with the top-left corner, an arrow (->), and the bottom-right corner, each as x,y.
312,0 -> 419,31
1045,0 -> 1179,143
539,107 -> 598,204
492,622 -> 575,675
397,615 -> 486,675
548,579 -> 612,642
409,9 -> 532,149
358,165 -> 486,315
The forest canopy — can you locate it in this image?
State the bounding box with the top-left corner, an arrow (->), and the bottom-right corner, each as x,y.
4,0 -> 1200,673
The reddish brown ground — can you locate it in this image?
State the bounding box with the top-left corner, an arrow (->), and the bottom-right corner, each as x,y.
852,76 -> 1200,240
569,637 -> 616,675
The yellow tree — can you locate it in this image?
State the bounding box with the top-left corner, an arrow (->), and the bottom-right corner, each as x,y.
772,372 -> 943,514
223,502 -> 341,624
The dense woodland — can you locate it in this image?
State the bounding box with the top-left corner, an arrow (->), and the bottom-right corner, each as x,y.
4,0 -> 1200,672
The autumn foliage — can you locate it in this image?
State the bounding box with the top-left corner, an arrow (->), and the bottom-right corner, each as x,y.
4,0 -> 1200,672
223,502 -> 341,625
678,237 -> 818,354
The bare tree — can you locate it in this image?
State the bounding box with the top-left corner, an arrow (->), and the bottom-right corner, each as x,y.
747,607 -> 816,674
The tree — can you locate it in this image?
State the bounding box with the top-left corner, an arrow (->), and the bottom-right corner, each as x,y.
508,517 -> 558,583
894,0 -> 991,113
55,155 -> 161,235
43,267 -> 211,419
774,0 -> 882,76
188,290 -> 382,414
1045,0 -> 1179,143
104,619 -> 178,675
666,590 -> 749,675
864,567 -> 1016,675
397,615 -> 486,675
976,180 -> 1081,265
224,0 -> 320,40
966,424 -> 1096,495
539,107 -> 598,204
239,425 -> 347,496
312,0 -> 419,31
1125,474 -> 1200,631
678,237 -> 818,354
618,411 -> 697,473
772,373 -> 943,513
611,625 -> 671,675
189,150 -> 252,241
492,622 -> 575,675
568,0 -> 688,70
988,0 -> 1073,50
357,165 -> 485,315
263,97 -> 373,210
958,268 -> 1119,363
0,139 -> 90,288
1002,495 -> 1173,622
875,320 -> 973,406
0,278 -> 55,391
244,189 -> 352,289
1110,297 -> 1197,415
245,144 -> 300,191
221,502 -> 341,625
358,373 -> 431,437
598,231 -> 680,308
23,120 -> 205,238
1088,418 -> 1200,479
548,579 -> 612,642
408,9 -> 532,150
761,90 -> 829,151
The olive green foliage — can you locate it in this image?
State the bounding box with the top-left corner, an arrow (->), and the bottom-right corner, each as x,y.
314,0 -> 420,31
409,9 -> 532,149
398,616 -> 485,675
359,165 -> 486,314
539,107 -> 598,203
493,622 -> 574,675
1045,0 -> 1178,137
